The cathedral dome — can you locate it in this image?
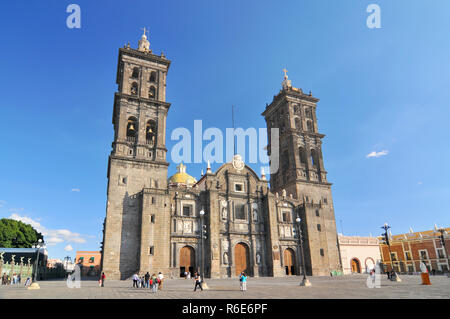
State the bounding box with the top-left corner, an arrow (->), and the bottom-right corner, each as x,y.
168,163 -> 197,186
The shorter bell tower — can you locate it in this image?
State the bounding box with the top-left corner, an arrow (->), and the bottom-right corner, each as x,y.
262,70 -> 342,276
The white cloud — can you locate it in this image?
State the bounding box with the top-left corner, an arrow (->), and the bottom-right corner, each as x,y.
366,150 -> 389,158
64,245 -> 73,252
71,188 -> 80,192
9,213 -> 87,245
418,181 -> 423,185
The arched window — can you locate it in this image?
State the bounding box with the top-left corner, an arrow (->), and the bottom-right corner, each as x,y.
307,120 -> 313,132
131,67 -> 139,79
148,86 -> 156,99
149,71 -> 157,83
146,120 -> 157,144
305,108 -> 312,118
311,149 -> 318,167
295,118 -> 301,130
131,82 -> 138,96
127,117 -> 138,142
299,147 -> 307,165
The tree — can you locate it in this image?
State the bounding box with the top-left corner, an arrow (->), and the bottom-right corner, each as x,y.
0,218 -> 44,248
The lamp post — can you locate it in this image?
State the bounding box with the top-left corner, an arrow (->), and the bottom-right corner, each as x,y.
28,239 -> 45,289
434,225 -> 449,277
296,217 -> 311,287
381,223 -> 401,282
199,209 -> 209,289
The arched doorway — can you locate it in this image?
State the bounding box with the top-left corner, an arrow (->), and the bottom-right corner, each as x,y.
351,258 -> 361,273
365,258 -> 375,273
284,248 -> 296,275
234,243 -> 250,276
180,246 -> 195,277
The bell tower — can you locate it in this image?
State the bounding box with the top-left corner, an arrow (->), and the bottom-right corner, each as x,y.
262,70 -> 342,276
102,29 -> 171,279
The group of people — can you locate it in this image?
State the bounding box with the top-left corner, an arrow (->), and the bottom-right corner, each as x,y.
95,270 -> 249,292
1,273 -> 31,286
132,272 -> 164,293
2,273 -> 20,285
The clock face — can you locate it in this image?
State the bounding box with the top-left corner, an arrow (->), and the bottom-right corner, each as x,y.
232,155 -> 245,171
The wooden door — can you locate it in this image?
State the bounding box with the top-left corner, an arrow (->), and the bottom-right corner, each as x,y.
234,243 -> 249,276
180,246 -> 195,277
351,258 -> 360,273
284,248 -> 295,275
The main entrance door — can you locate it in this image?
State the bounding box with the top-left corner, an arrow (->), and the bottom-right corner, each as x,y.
284,248 -> 296,275
180,246 -> 195,277
351,258 -> 361,273
234,243 -> 249,276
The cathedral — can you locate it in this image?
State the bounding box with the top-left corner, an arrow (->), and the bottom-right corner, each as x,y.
101,31 -> 342,280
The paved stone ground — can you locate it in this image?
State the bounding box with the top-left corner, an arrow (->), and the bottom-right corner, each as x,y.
0,274 -> 449,299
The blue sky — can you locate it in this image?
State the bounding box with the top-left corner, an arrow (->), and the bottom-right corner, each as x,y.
0,0 -> 449,260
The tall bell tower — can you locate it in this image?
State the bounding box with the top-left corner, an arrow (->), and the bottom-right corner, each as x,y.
102,29 -> 171,279
262,70 -> 342,276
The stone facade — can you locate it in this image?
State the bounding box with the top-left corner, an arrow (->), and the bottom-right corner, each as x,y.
101,34 -> 343,279
338,235 -> 381,274
261,74 -> 342,276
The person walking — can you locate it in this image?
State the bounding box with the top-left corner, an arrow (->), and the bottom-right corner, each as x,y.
158,272 -> 164,290
100,272 -> 106,287
132,273 -> 140,288
239,272 -> 248,292
144,272 -> 150,288
1,273 -> 6,285
193,272 -> 203,291
151,273 -> 158,293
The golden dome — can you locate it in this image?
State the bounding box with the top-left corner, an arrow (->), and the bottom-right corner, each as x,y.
168,163 -> 197,186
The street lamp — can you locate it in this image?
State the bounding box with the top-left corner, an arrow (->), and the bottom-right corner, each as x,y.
199,209 -> 209,289
434,225 -> 449,277
29,239 -> 45,289
295,217 -> 311,287
381,223 -> 401,282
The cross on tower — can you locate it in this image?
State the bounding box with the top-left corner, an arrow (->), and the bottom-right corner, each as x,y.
283,68 -> 288,79
141,27 -> 149,37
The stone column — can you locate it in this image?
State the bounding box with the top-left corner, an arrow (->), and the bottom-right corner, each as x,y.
208,189 -> 221,278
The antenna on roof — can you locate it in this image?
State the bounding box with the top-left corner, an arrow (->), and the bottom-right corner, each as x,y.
232,105 -> 236,155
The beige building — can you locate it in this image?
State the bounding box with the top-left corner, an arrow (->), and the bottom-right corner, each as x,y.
101,31 -> 342,280
338,235 -> 381,274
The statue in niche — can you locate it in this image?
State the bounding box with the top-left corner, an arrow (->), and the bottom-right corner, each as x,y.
221,207 -> 227,220
223,252 -> 229,264
252,209 -> 258,221
256,252 -> 261,264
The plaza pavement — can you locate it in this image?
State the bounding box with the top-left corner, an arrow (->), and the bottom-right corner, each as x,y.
0,274 -> 449,299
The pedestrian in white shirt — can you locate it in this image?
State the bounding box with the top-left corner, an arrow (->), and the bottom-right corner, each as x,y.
158,272 -> 164,290
132,273 -> 140,288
